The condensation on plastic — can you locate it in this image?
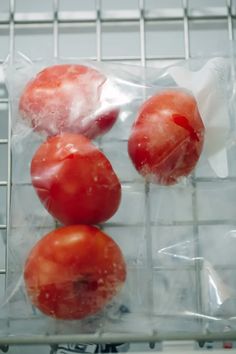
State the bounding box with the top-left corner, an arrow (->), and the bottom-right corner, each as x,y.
1,52 -> 236,338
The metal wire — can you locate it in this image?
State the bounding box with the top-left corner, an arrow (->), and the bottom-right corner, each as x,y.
182,0 -> 190,60
5,0 -> 14,292
53,0 -> 59,58
139,0 -> 146,67
0,7 -> 234,24
227,0 -> 234,40
1,330 -> 236,346
182,0 -> 204,328
96,0 -> 102,61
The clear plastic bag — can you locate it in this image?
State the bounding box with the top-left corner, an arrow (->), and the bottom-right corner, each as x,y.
1,53 -> 236,340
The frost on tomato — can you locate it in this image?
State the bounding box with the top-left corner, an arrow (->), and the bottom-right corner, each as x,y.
31,133 -> 121,225
24,225 -> 127,320
128,90 -> 205,185
19,64 -> 118,139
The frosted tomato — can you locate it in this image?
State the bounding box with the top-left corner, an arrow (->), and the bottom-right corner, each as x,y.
19,64 -> 118,139
31,133 -> 121,225
24,225 -> 126,319
128,90 -> 205,185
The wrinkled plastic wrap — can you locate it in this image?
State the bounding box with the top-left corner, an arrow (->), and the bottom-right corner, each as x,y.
1,53 -> 236,340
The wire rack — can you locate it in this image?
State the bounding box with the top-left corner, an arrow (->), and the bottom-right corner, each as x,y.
1,0 -> 236,348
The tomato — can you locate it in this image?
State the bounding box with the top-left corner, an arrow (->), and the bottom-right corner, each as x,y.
19,64 -> 118,139
31,133 -> 121,225
24,225 -> 126,319
128,90 -> 205,185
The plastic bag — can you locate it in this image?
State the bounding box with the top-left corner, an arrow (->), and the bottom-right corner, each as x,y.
1,52 -> 236,341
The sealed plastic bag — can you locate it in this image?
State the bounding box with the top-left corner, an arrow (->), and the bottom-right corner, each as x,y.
1,52 -> 236,341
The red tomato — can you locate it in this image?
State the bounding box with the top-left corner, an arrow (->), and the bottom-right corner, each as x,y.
128,90 -> 205,185
31,133 -> 121,225
24,225 -> 126,319
19,64 -> 118,139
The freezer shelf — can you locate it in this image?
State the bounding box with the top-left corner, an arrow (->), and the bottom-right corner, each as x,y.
1,0 -> 236,347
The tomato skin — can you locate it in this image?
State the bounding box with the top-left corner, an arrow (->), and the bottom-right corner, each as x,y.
128,90 -> 205,185
31,133 -> 121,225
24,225 -> 126,320
19,64 -> 118,139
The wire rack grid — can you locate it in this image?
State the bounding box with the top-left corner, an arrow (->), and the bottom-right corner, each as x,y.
0,0 -> 236,346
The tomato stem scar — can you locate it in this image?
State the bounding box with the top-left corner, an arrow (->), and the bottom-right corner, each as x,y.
74,276 -> 98,292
